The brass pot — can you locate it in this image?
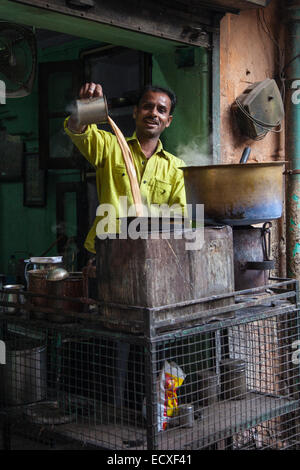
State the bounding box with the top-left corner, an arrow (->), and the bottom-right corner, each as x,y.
182,162 -> 285,225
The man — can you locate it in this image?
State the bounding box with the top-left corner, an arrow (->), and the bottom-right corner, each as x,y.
64,82 -> 186,253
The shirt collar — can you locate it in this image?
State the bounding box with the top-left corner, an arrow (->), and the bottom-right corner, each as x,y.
127,131 -> 168,159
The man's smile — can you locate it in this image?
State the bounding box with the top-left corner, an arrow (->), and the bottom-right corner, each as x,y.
143,118 -> 159,127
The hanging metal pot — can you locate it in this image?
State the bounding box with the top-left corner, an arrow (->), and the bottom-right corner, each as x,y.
181,162 -> 285,225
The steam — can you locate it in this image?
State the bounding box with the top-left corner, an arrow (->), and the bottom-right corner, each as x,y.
65,100 -> 77,116
177,137 -> 213,167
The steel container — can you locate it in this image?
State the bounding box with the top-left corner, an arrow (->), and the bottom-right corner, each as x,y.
0,338 -> 47,405
179,404 -> 194,428
24,256 -> 63,285
182,162 -> 285,225
0,284 -> 25,313
220,358 -> 247,400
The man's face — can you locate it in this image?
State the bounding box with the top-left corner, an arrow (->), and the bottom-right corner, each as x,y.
133,91 -> 173,139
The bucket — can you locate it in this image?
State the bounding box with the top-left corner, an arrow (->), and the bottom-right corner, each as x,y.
0,338 -> 47,405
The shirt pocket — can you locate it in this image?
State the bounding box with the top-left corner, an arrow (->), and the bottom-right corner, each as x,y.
113,164 -> 128,195
152,179 -> 172,204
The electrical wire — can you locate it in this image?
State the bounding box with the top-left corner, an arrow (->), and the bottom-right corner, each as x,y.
234,8 -> 286,140
256,9 -> 286,104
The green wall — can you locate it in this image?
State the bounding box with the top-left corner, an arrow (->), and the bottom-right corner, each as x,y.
152,47 -> 211,162
0,37 -> 101,275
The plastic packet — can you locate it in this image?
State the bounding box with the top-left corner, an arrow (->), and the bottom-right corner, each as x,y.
157,360 -> 186,432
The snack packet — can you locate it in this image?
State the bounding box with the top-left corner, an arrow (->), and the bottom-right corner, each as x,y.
157,360 -> 186,431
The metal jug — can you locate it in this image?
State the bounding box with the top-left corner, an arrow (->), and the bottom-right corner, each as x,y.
73,96 -> 108,126
24,256 -> 63,285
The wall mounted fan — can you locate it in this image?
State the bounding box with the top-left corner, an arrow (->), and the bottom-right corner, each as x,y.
0,22 -> 37,98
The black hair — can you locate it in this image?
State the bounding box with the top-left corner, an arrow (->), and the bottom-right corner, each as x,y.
136,84 -> 177,114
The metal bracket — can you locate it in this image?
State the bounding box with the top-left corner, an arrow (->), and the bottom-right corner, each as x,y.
284,169 -> 300,175
245,260 -> 275,270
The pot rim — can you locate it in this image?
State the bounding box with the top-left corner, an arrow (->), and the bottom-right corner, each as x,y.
181,161 -> 286,171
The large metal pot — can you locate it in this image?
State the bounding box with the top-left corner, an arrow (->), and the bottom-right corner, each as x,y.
0,338 -> 47,405
182,162 -> 285,225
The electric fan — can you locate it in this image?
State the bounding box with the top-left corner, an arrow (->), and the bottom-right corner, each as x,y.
0,22 -> 37,98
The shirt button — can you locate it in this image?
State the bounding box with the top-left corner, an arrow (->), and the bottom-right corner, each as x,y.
142,161 -> 145,165
143,180 -> 147,184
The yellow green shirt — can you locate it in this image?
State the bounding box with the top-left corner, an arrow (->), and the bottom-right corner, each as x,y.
64,118 -> 186,253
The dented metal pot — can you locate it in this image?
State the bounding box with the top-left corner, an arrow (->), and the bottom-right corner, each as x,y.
182,162 -> 285,225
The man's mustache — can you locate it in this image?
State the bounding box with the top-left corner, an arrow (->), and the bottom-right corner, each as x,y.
143,117 -> 159,124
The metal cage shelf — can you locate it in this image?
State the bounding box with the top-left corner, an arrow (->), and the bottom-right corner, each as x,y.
0,278 -> 300,450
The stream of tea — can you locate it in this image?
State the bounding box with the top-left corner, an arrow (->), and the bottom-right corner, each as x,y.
108,115 -> 143,216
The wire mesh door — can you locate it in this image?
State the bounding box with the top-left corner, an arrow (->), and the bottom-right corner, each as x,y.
0,304 -> 300,450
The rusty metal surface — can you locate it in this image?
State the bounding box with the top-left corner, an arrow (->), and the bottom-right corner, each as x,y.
0,278 -> 298,340
11,0 -> 213,47
182,162 -> 285,225
233,226 -> 273,290
182,0 -> 271,12
27,270 -> 49,307
46,273 -> 84,312
95,226 -> 235,331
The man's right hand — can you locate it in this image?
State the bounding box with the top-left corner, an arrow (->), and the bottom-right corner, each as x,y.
79,82 -> 103,100
68,82 -> 104,133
